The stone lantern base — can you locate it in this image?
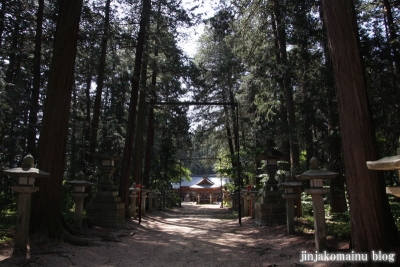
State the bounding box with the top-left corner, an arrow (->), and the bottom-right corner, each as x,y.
254,190 -> 286,226
86,191 -> 125,228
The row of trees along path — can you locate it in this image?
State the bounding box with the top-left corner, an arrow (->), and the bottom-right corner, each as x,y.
0,0 -> 399,259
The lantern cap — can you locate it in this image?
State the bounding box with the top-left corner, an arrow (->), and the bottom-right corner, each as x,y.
66,171 -> 94,186
278,181 -> 301,188
129,182 -> 140,191
367,135 -> 400,170
278,173 -> 301,187
298,157 -> 338,180
366,155 -> 400,171
2,154 -> 50,178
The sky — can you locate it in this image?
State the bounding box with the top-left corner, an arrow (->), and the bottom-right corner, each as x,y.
178,0 -> 219,58
176,0 -> 221,130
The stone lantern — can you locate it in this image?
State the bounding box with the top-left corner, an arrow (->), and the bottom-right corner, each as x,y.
257,140 -> 283,191
86,139 -> 125,228
93,139 -> 122,191
129,182 -> 140,219
254,140 -> 285,226
298,157 -> 338,251
66,171 -> 94,230
367,137 -> 400,197
278,173 -> 302,235
2,154 -> 50,254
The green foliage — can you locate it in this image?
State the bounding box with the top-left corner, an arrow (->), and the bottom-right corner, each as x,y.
388,195 -> 400,231
326,212 -> 351,240
0,192 -> 17,244
223,200 -> 232,208
301,192 -> 313,216
61,180 -> 76,215
166,192 -> 180,208
299,192 -> 351,239
0,205 -> 16,230
223,181 -> 238,193
1,0 -> 400,243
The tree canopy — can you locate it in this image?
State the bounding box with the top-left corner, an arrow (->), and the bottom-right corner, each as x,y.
1,0 -> 400,254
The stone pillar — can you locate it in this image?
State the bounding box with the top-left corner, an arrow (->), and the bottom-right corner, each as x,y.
282,194 -> 296,235
241,191 -> 249,217
11,186 -> 39,253
130,193 -> 138,219
210,193 -> 213,204
153,193 -> 158,211
230,193 -> 236,210
305,188 -> 330,251
249,191 -> 258,219
148,192 -> 154,212
243,195 -> 249,216
157,193 -> 161,210
71,192 -> 88,230
141,191 -> 148,216
197,194 -> 200,204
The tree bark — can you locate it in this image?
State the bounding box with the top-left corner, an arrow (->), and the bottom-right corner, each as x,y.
143,90 -> 155,189
88,0 -> 112,164
31,0 -> 83,239
318,2 -> 347,213
119,0 -> 152,217
272,0 -> 299,170
129,46 -> 149,217
143,4 -> 160,189
4,2 -> 22,168
383,0 -> 400,78
223,105 -> 235,165
271,5 -> 302,217
321,0 -> 399,252
27,0 -> 44,158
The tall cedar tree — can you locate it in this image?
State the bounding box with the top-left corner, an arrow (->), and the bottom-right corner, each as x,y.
142,2 -> 160,188
31,0 -> 84,240
120,0 -> 152,217
27,0 -> 44,158
272,0 -> 299,170
318,4 -> 347,213
271,0 -> 301,217
321,0 -> 399,252
88,0 -> 112,164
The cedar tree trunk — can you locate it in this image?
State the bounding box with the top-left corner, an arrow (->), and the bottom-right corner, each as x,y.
119,0 -> 152,217
321,0 -> 399,252
31,0 -> 83,240
27,0 -> 44,157
88,0 -> 111,164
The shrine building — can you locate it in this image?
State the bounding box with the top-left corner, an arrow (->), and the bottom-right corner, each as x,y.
172,175 -> 231,203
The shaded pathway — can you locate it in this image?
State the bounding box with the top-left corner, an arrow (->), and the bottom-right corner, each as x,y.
0,202 -> 347,267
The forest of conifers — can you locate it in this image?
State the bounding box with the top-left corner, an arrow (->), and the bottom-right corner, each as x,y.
1,0 -> 400,253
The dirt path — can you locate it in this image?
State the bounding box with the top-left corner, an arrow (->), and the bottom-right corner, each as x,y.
0,202 -> 348,266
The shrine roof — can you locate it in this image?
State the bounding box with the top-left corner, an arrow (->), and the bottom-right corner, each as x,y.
172,175 -> 231,189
